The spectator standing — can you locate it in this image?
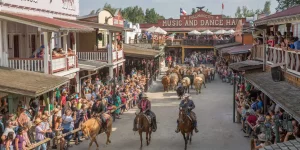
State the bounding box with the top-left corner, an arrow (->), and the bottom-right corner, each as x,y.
34,118 -> 47,150
62,110 -> 74,147
294,37 -> 300,50
14,127 -> 26,150
54,117 -> 64,150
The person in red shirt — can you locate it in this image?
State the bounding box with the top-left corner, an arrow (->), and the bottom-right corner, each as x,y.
245,112 -> 257,137
121,93 -> 127,114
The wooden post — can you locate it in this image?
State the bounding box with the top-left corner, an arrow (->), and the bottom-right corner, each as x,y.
181,47 -> 185,64
233,76 -> 236,123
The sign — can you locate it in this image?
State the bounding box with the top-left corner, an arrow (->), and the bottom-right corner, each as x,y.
113,10 -> 124,27
158,10 -> 245,28
1,0 -> 79,16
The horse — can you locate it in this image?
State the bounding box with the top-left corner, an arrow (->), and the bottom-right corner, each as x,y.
161,75 -> 170,92
178,109 -> 194,150
181,77 -> 191,93
176,86 -> 185,100
135,112 -> 152,148
81,115 -> 113,150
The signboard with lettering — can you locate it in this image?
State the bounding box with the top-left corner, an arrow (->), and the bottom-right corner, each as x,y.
158,10 -> 245,28
1,0 -> 79,16
113,10 -> 124,27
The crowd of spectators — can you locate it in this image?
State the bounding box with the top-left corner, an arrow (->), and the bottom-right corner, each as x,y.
235,80 -> 300,150
0,70 -> 147,150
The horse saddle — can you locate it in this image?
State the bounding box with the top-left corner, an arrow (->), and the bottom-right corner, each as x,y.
143,114 -> 152,124
186,115 -> 193,122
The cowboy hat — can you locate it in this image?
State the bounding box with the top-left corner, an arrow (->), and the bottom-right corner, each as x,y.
34,118 -> 43,125
258,133 -> 267,142
183,93 -> 190,98
141,93 -> 148,98
52,108 -> 60,114
41,115 -> 49,120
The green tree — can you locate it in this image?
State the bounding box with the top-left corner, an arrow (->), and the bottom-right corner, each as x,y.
262,1 -> 271,14
191,8 -> 196,15
235,6 -> 243,18
276,0 -> 300,11
121,6 -> 145,24
242,6 -> 255,17
103,3 -> 117,14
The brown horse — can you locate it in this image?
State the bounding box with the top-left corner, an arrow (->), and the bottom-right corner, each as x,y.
81,116 -> 113,150
178,109 -> 194,150
135,112 -> 152,148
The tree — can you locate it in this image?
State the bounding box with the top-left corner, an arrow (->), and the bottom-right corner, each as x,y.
262,1 -> 271,14
276,0 -> 300,11
145,8 -> 163,23
121,6 -> 145,24
205,9 -> 212,14
235,6 -> 243,18
191,8 -> 196,15
103,3 -> 117,14
242,6 -> 255,17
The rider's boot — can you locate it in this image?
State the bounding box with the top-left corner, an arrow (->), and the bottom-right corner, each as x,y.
194,121 -> 199,133
152,117 -> 157,132
175,120 -> 180,133
133,118 -> 138,131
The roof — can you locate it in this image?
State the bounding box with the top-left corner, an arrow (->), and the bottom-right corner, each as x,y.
78,60 -> 108,71
229,60 -> 263,71
0,11 -> 93,32
245,72 -> 300,122
123,44 -> 162,58
221,44 -> 252,54
259,138 -> 300,150
57,18 -> 124,32
141,27 -> 235,32
0,67 -> 69,97
255,5 -> 300,25
214,42 -> 243,49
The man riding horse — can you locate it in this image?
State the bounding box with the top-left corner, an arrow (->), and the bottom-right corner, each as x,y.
133,93 -> 157,132
175,93 -> 199,133
91,99 -> 107,132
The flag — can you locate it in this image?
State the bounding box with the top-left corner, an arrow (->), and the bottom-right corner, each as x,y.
222,3 -> 224,10
180,8 -> 187,16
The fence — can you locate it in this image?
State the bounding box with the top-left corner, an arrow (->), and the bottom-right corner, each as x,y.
28,98 -> 135,149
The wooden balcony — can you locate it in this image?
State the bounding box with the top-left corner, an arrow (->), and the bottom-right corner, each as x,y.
8,55 -> 78,74
166,38 -> 236,46
252,45 -> 300,75
77,50 -> 124,62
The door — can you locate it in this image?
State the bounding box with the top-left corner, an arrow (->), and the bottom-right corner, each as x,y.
13,35 -> 19,58
31,35 -> 36,53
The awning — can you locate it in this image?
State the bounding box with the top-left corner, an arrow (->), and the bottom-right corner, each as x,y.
221,44 -> 252,54
0,11 -> 93,32
58,18 -> 124,32
0,67 -> 69,97
229,60 -> 263,71
245,72 -> 300,122
214,42 -> 242,49
78,60 -> 108,71
259,139 -> 300,150
123,44 -> 161,58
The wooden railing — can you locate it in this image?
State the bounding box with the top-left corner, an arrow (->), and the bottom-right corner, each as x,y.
166,38 -> 235,46
252,45 -> 300,75
8,58 -> 44,72
77,51 -> 108,61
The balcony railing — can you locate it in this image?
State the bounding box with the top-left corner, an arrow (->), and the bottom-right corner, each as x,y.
252,45 -> 300,75
8,58 -> 44,72
166,38 -> 235,46
8,56 -> 78,74
77,50 -> 124,62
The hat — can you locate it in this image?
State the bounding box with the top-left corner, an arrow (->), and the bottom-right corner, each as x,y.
62,91 -> 68,94
41,115 -> 48,119
20,106 -> 26,110
141,93 -> 148,98
41,45 -> 45,49
258,133 -> 267,142
34,118 -> 42,125
183,93 -> 190,98
8,114 -> 14,117
52,108 -> 59,114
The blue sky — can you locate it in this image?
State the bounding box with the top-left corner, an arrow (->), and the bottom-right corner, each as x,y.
79,0 -> 278,18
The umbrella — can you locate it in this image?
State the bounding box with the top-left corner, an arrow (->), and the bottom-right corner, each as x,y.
201,30 -> 213,35
188,30 -> 201,36
154,27 -> 167,34
214,29 -> 227,35
146,26 -> 157,33
225,29 -> 235,35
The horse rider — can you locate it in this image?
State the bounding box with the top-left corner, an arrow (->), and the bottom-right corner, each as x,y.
133,93 -> 157,132
91,99 -> 107,131
175,93 -> 199,133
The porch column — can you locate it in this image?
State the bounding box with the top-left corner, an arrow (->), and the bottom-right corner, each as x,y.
43,32 -> 49,74
286,23 -> 292,38
181,47 -> 185,64
49,32 -> 55,74
3,21 -> 8,67
58,32 -> 62,48
76,73 -> 79,93
0,20 -> 3,66
63,31 -> 68,71
122,61 -> 125,83
108,30 -> 114,78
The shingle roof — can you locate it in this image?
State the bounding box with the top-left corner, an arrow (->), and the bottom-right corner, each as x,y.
78,60 -> 108,71
0,67 -> 69,97
255,5 -> 300,25
229,60 -> 263,71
